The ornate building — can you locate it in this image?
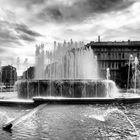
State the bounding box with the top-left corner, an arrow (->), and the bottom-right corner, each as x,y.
86,38 -> 140,87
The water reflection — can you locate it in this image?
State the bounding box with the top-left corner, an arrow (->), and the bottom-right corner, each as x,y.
0,104 -> 140,140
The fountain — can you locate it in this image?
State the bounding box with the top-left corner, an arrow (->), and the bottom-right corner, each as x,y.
16,40 -> 119,99
1,40 -> 140,140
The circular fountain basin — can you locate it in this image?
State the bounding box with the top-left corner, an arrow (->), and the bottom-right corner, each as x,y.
16,79 -> 117,99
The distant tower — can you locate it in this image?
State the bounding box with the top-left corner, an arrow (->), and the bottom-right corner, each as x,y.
98,36 -> 101,42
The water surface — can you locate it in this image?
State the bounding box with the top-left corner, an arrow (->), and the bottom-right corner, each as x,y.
0,104 -> 140,140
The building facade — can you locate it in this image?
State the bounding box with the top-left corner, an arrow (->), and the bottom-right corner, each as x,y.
86,39 -> 140,87
1,65 -> 17,87
22,66 -> 35,79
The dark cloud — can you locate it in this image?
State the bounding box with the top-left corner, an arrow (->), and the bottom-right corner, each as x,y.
47,7 -> 62,21
82,0 -> 134,13
0,19 -> 42,46
14,23 -> 42,42
0,28 -> 17,41
15,24 -> 42,37
0,20 -> 20,45
19,34 -> 36,42
36,0 -> 135,23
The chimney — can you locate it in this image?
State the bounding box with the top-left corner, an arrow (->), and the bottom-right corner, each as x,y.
98,36 -> 100,42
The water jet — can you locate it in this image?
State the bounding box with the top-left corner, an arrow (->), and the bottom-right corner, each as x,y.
2,104 -> 46,131
16,40 -> 119,100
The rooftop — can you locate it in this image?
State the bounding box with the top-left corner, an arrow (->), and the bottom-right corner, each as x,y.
87,40 -> 140,46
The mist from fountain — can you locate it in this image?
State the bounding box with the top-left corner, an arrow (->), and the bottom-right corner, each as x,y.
35,40 -> 99,80
16,39 -> 120,98
134,57 -> 139,93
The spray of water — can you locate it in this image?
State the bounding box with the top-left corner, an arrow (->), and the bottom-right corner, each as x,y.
0,112 -> 10,124
3,104 -> 46,130
35,40 -> 99,80
89,108 -> 139,137
104,80 -> 120,98
106,108 -> 139,136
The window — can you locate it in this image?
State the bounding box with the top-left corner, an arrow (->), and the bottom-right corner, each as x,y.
119,53 -> 121,59
122,53 -> 124,59
112,63 -> 114,69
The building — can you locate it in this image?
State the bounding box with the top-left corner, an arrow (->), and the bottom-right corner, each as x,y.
22,66 -> 35,79
86,37 -> 140,88
1,65 -> 17,87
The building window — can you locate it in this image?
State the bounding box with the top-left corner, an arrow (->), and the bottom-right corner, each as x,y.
137,53 -> 139,58
119,53 -> 121,59
108,53 -> 110,59
116,53 -> 118,59
98,53 -> 100,59
112,63 -> 114,69
122,53 -> 124,59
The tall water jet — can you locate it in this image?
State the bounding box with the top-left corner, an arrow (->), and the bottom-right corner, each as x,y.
42,41 -> 99,80
127,55 -> 140,93
134,57 -> 139,93
35,44 -> 45,80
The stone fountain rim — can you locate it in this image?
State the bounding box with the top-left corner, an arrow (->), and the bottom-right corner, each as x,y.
16,79 -> 113,83
0,96 -> 140,106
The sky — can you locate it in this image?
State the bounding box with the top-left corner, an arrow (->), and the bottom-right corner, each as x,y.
0,0 -> 140,74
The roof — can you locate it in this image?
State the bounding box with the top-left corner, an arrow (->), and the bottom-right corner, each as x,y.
87,40 -> 140,46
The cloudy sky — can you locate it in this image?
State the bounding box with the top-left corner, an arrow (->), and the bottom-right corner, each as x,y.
0,0 -> 140,70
